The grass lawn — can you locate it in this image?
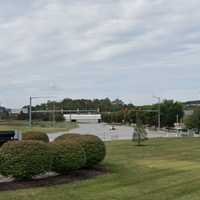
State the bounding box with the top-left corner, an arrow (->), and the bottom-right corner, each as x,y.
0,120 -> 78,133
1,138 -> 200,199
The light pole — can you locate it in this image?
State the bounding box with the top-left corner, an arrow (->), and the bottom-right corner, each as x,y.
153,96 -> 161,130
52,101 -> 56,127
29,96 -> 32,128
29,96 -> 55,128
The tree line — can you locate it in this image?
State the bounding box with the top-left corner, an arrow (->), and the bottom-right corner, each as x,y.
18,98 -> 184,127
32,98 -> 134,112
102,100 -> 184,128
18,98 -> 132,122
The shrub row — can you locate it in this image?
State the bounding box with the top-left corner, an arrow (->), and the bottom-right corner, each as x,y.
0,133 -> 106,180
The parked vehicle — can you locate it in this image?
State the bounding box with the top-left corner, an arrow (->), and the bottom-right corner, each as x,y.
110,125 -> 116,131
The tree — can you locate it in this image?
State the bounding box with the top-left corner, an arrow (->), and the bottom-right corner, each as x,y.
132,120 -> 148,146
184,108 -> 200,133
160,100 -> 183,127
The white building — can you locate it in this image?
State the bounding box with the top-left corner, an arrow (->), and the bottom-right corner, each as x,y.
64,114 -> 101,123
10,108 -> 28,114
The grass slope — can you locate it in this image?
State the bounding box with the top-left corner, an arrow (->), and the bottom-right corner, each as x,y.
0,120 -> 78,133
1,138 -> 200,199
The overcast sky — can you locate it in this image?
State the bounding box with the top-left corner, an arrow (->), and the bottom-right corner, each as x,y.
0,0 -> 200,108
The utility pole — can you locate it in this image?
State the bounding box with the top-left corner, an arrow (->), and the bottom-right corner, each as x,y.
29,96 -> 56,128
29,96 -> 32,128
136,110 -> 139,125
153,96 -> 161,130
176,114 -> 179,124
53,101 -> 56,127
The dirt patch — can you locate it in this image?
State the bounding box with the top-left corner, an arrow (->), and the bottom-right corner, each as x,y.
0,166 -> 109,192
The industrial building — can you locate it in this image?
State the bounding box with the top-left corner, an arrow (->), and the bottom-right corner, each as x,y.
64,114 -> 101,123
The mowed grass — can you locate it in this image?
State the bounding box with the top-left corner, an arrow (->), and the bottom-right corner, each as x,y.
0,120 -> 78,133
2,138 -> 200,199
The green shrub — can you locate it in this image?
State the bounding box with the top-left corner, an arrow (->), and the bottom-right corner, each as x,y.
55,133 -> 106,167
78,135 -> 106,167
0,141 -> 52,179
23,131 -> 49,143
51,140 -> 86,174
55,133 -> 81,141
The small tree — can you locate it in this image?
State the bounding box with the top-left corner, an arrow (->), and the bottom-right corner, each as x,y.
132,119 -> 148,146
184,108 -> 200,133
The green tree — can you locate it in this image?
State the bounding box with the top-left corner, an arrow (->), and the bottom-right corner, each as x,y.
160,100 -> 183,127
184,108 -> 200,133
132,120 -> 148,146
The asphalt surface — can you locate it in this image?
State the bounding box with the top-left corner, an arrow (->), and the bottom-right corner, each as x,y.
48,123 -> 183,142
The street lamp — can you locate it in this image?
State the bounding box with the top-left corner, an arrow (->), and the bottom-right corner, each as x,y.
29,96 -> 55,128
153,96 -> 161,130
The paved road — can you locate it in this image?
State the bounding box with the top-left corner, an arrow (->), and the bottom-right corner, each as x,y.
48,123 -> 183,142
48,123 -> 133,141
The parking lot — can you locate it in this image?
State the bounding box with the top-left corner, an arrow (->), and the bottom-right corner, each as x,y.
48,123 -> 185,142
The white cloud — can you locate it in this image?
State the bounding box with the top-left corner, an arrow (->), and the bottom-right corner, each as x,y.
0,0 -> 200,107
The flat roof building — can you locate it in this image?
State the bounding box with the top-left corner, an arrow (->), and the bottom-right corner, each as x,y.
64,114 -> 101,123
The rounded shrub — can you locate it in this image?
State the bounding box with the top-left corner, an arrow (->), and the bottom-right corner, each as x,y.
51,140 -> 86,174
55,133 -> 81,142
23,131 -> 49,143
78,135 -> 106,167
55,134 -> 106,167
0,140 -> 52,180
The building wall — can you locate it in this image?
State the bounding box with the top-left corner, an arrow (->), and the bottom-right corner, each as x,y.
64,114 -> 101,123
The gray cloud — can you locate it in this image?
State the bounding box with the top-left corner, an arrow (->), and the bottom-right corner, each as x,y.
0,0 -> 200,107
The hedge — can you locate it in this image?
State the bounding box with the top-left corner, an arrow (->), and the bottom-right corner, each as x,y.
0,134 -> 106,179
51,140 -> 86,174
78,135 -> 106,167
0,141 -> 52,180
55,133 -> 106,167
55,133 -> 81,141
23,131 -> 49,143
